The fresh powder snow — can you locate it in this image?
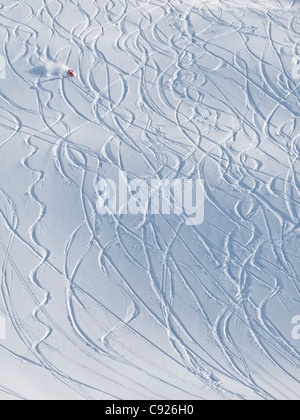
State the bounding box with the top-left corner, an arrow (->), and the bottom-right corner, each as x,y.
0,0 -> 299,401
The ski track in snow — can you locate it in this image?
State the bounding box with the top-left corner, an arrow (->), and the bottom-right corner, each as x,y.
0,0 -> 299,400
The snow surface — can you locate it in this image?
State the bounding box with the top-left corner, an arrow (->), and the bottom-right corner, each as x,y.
0,0 -> 300,400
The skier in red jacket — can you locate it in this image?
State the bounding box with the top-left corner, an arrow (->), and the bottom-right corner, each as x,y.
67,69 -> 75,77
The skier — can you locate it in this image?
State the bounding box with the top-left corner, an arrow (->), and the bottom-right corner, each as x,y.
67,69 -> 75,77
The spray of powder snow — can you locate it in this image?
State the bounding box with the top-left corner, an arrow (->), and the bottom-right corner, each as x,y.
30,60 -> 71,78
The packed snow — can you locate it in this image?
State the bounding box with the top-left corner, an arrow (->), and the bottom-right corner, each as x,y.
0,0 -> 299,400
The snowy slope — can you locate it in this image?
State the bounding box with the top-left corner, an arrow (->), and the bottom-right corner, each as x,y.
0,0 -> 299,400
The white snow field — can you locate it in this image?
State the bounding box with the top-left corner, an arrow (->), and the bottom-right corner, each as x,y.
0,0 -> 299,401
